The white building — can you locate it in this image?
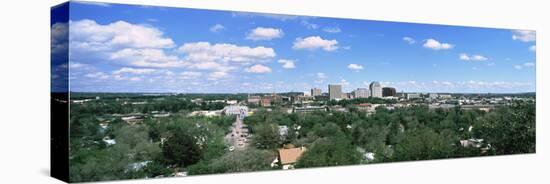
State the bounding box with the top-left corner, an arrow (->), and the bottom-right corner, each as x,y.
353,88 -> 370,98
369,82 -> 382,98
428,93 -> 439,99
406,93 -> 421,99
439,94 -> 452,99
223,105 -> 248,119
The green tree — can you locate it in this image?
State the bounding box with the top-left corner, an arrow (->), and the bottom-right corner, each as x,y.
162,131 -> 202,168
473,102 -> 535,154
188,149 -> 274,175
252,122 -> 281,149
391,128 -> 455,161
295,136 -> 362,168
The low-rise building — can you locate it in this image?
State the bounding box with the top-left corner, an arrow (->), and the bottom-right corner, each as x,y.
293,106 -> 327,113
278,147 -> 307,169
223,105 -> 248,118
292,95 -> 315,104
247,95 -> 261,105
189,110 -> 222,117
439,94 -> 452,99
406,93 -> 421,100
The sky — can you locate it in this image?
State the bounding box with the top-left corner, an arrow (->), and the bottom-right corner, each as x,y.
51,1 -> 536,93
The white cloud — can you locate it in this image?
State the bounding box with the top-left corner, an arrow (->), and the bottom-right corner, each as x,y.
278,59 -> 296,69
70,19 -> 175,50
109,48 -> 185,68
112,67 -> 156,75
246,27 -> 284,41
347,64 -> 363,71
51,22 -> 68,55
402,37 -> 416,44
293,36 -> 338,51
129,77 -> 142,81
231,12 -> 299,21
245,64 -> 272,73
209,24 -> 225,33
69,62 -> 90,70
512,30 -> 536,42
530,45 -> 536,52
323,27 -> 341,33
381,80 -> 533,93
423,39 -> 453,50
514,65 -> 523,70
186,61 -> 227,71
459,53 -> 488,61
208,71 -> 229,80
85,72 -> 109,79
179,42 -> 276,65
68,20 -> 184,69
180,71 -> 202,79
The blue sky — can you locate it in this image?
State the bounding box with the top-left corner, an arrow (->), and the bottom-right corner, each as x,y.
52,1 -> 536,93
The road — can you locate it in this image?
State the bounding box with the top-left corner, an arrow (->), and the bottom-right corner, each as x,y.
224,114 -> 250,151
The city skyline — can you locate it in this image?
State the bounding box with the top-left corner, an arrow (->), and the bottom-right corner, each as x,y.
53,2 -> 536,93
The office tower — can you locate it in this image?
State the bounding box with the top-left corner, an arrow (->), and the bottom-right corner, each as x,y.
328,84 -> 342,100
369,81 -> 382,98
353,88 -> 370,98
311,88 -> 322,96
382,87 -> 397,97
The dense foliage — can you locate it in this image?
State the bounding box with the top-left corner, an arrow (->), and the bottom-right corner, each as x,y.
68,93 -> 535,182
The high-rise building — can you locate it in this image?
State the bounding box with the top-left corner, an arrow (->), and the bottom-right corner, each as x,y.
353,88 -> 370,98
382,87 -> 396,97
328,84 -> 342,100
369,82 -> 382,98
311,88 -> 322,96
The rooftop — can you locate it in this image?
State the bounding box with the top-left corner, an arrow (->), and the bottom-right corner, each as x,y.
278,147 -> 306,165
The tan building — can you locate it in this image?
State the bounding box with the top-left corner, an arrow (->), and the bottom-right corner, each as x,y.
311,88 -> 322,96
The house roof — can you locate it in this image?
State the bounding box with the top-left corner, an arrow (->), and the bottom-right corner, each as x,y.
278,147 -> 306,165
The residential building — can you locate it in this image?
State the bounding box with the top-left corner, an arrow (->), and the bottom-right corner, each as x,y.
278,147 -> 307,169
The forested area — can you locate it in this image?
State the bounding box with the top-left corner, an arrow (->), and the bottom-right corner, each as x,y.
244,101 -> 535,167
68,94 -> 535,182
